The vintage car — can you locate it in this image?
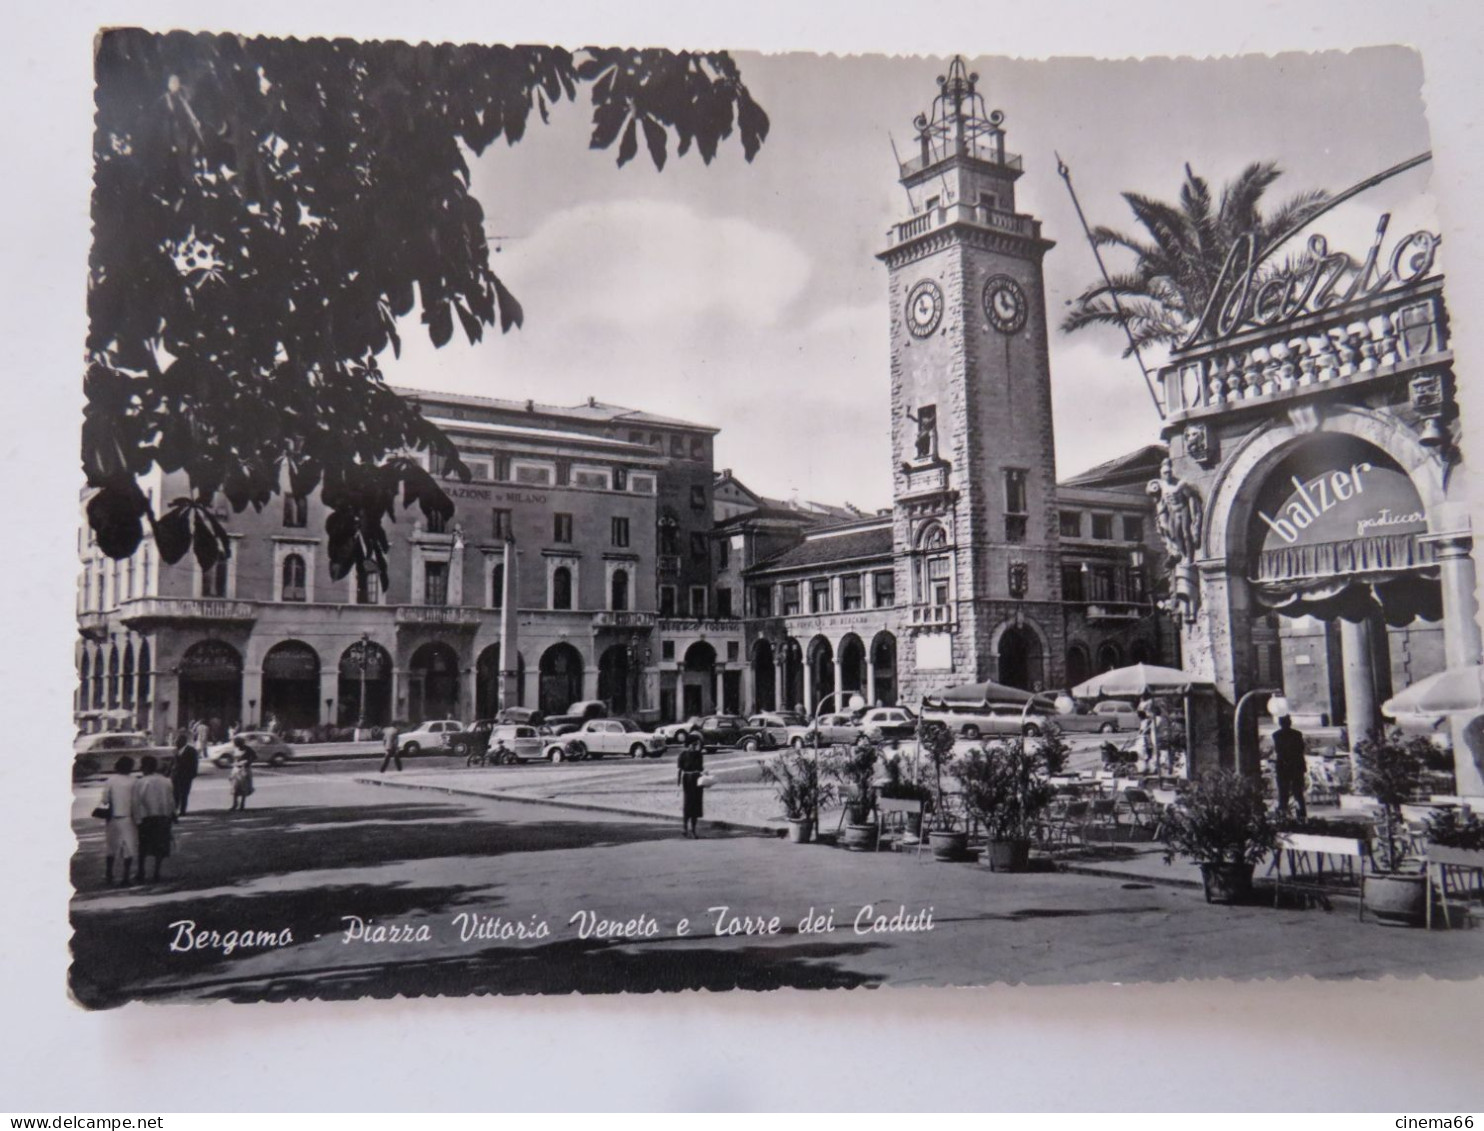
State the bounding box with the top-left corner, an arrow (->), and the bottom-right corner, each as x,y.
857,706 -> 918,743
919,701 -> 1053,739
746,712 -> 807,748
396,719 -> 463,754
567,718 -> 668,759
789,712 -> 864,748
1051,700 -> 1139,734
693,715 -> 778,752
468,724 -> 547,765
544,700 -> 610,735
444,719 -> 498,758
655,717 -> 704,745
72,731 -> 175,780
205,730 -> 296,768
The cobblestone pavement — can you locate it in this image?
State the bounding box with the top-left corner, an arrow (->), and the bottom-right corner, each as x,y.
68,768 -> 1484,1008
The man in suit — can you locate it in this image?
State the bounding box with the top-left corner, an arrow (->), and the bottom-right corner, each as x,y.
1273,715 -> 1309,819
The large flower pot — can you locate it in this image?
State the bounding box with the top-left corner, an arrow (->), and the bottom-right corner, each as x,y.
1199,862 -> 1255,904
842,822 -> 878,852
984,838 -> 1032,872
904,812 -> 924,840
1363,872 -> 1427,926
929,830 -> 968,862
785,817 -> 815,845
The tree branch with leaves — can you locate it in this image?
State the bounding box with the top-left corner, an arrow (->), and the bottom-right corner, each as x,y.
85,31 -> 769,586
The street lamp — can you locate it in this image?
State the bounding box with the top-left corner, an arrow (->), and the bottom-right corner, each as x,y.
809,688 -> 867,827
356,632 -> 371,734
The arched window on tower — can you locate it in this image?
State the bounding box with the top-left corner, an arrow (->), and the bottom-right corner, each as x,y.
914,523 -> 952,608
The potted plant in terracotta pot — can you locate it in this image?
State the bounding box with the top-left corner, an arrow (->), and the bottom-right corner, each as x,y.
1161,769 -> 1279,903
1354,728 -> 1431,925
951,738 -> 1056,871
759,750 -> 835,844
916,720 -> 968,860
828,739 -> 880,851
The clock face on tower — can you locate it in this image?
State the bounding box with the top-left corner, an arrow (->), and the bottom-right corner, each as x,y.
906,279 -> 944,338
983,274 -> 1028,335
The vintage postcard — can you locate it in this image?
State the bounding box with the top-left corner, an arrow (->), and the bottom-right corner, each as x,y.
69,32 -> 1484,1009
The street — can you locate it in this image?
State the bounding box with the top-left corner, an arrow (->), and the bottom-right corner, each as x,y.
69,753 -> 1484,1008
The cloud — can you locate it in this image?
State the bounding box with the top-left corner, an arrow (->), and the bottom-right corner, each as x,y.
505,199 -> 814,330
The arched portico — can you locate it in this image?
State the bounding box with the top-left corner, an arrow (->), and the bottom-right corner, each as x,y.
986,616 -> 1049,690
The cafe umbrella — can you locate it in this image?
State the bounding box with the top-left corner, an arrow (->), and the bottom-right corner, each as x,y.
1072,664 -> 1212,776
1381,663 -> 1484,717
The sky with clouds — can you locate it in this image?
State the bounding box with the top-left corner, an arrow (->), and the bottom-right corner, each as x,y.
382,47 -> 1437,512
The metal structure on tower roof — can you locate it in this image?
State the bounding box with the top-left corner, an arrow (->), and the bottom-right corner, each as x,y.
901,55 -> 1016,178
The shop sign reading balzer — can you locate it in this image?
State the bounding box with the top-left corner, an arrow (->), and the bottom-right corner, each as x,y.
1250,443 -> 1438,622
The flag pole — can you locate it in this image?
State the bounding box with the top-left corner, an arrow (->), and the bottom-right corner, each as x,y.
1056,153 -> 1165,420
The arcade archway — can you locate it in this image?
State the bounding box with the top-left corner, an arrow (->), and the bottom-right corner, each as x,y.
597,644 -> 635,716
838,634 -> 867,698
262,640 -> 321,729
338,640 -> 392,728
681,640 -> 717,719
997,626 -> 1043,691
409,641 -> 460,723
177,639 -> 242,733
807,635 -> 835,714
751,639 -> 776,713
871,631 -> 898,707
475,643 -> 525,717
538,642 -> 584,716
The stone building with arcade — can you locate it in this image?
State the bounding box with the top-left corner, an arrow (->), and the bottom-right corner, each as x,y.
75,389 -> 746,739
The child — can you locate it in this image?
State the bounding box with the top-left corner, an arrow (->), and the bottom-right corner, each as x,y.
229,738 -> 256,811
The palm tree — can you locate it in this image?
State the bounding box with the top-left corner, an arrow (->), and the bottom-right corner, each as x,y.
1062,162 -> 1330,355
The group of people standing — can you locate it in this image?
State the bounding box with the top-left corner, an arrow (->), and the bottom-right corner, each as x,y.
94,729 -> 258,885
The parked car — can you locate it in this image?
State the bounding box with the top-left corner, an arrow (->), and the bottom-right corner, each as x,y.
1051,700 -> 1138,734
694,715 -> 778,751
747,712 -> 807,748
470,724 -> 547,765
790,712 -> 863,748
655,717 -> 703,745
541,733 -> 592,762
545,700 -> 609,735
396,719 -> 463,755
920,701 -> 1052,739
857,706 -> 918,743
444,720 -> 498,759
72,731 -> 174,780
569,718 -> 668,759
206,730 -> 295,768
494,707 -> 545,728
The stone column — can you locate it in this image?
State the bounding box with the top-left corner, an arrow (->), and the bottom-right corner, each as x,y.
498,539 -> 520,711
461,666 -> 477,721
774,658 -> 786,711
1430,533 -> 1484,794
714,666 -> 725,714
242,668 -> 263,729
741,664 -> 754,716
866,655 -> 878,707
1434,534 -> 1483,668
1339,617 -> 1380,746
320,669 -> 339,728
833,654 -> 845,710
802,659 -> 814,717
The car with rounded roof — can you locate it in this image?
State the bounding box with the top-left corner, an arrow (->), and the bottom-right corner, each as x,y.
857,706 -> 918,743
395,719 -> 463,755
469,724 -> 547,765
789,712 -> 863,748
655,717 -> 703,745
747,712 -> 807,748
569,718 -> 668,759
72,731 -> 175,780
206,730 -> 295,768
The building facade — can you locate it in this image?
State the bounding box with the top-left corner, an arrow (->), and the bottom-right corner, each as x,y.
76,390 -> 745,738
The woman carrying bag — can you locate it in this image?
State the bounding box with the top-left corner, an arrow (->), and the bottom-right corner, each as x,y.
676,734 -> 709,839
97,755 -> 140,885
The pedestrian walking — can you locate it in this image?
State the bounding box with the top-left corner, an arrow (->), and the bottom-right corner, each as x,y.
133,755 -> 175,882
1273,715 -> 1309,819
677,740 -> 705,839
191,717 -> 209,754
228,737 -> 256,811
170,730 -> 200,816
379,725 -> 403,773
98,755 -> 139,885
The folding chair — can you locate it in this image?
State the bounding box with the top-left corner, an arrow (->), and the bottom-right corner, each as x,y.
1042,800 -> 1089,850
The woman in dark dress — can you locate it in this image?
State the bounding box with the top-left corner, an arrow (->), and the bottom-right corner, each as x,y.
677,737 -> 705,839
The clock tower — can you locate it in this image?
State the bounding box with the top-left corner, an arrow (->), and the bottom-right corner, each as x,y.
879,57 -> 1065,699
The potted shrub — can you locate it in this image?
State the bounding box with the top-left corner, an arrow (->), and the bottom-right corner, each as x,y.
877,750 -> 934,842
919,720 -> 968,860
1425,808 -> 1484,866
1161,769 -> 1279,903
759,750 -> 836,844
1353,728 -> 1429,926
828,740 -> 880,851
1036,722 -> 1072,777
951,738 -> 1056,871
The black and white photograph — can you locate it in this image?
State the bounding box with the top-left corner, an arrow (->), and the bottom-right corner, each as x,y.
8,0 -> 1484,1114
65,29 -> 1484,1008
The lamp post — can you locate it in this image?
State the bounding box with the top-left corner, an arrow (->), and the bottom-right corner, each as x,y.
1235,688 -> 1283,778
809,688 -> 867,826
356,633 -> 371,736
